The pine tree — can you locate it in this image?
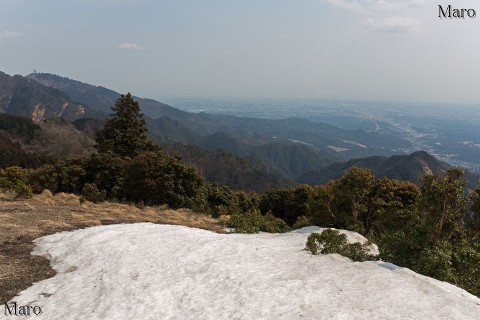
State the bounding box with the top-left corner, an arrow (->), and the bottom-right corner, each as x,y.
95,93 -> 156,158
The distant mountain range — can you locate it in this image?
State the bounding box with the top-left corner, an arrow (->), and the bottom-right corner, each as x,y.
25,72 -> 410,160
1,70 -> 477,190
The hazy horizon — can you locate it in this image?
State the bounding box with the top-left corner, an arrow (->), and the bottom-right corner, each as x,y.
1,0 -> 479,105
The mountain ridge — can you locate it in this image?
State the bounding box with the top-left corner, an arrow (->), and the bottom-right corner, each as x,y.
297,150 -> 479,189
0,71 -> 101,122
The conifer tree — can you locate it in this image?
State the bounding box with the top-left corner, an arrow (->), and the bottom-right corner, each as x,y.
95,93 -> 155,157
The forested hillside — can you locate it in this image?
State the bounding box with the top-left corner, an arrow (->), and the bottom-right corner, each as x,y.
161,143 -> 291,192
298,151 -> 480,189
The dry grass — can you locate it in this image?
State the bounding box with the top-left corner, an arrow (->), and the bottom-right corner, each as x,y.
0,191 -> 224,303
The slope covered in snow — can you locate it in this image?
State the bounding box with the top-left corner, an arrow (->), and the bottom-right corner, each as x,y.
2,224 -> 480,320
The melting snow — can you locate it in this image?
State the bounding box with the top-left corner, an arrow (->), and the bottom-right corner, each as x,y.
2,223 -> 480,320
342,140 -> 367,149
328,145 -> 349,152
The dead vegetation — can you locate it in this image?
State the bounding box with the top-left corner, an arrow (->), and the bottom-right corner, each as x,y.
0,190 -> 224,303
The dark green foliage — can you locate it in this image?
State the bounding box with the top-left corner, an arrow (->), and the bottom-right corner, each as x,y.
203,183 -> 241,217
306,229 -> 348,255
468,187 -> 480,232
326,167 -> 378,234
306,229 -> 375,262
450,241 -> 480,296
309,168 -> 419,238
415,242 -> 455,283
81,183 -> 106,203
236,191 -> 261,213
122,151 -> 205,208
309,185 -> 337,227
377,208 -> 427,266
227,209 -> 265,233
259,168 -> 419,236
261,212 -> 292,233
378,169 -> 480,296
401,239 -> 480,296
259,185 -> 313,226
203,186 -> 262,220
0,125 -> 48,169
0,113 -> 40,141
161,143 -> 290,192
0,142 -> 45,169
86,152 -> 125,199
55,157 -> 88,194
418,168 -> 467,242
226,209 -> 291,234
95,93 -> 156,158
28,164 -> 59,193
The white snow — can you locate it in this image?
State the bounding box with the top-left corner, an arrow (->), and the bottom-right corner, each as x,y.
2,223 -> 480,320
342,140 -> 367,149
288,139 -> 314,147
327,145 -> 350,152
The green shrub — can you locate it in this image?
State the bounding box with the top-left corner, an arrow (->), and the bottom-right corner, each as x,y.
227,209 -> 291,234
261,212 -> 291,233
343,242 -> 374,262
87,152 -> 125,199
13,182 -> 33,198
227,209 -> 264,233
306,229 -> 375,262
81,183 -> 106,203
0,166 -> 33,198
293,216 -> 311,229
28,164 -> 58,193
307,229 -> 347,255
55,158 -> 88,194
205,183 -> 240,217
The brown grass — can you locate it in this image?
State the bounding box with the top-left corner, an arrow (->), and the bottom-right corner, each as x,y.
0,191 -> 224,303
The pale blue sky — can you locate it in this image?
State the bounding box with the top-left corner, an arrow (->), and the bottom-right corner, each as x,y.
1,0 -> 479,104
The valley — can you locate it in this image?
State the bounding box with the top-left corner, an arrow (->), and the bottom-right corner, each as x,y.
168,97 -> 480,172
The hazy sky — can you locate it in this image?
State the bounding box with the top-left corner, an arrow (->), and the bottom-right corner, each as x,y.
1,0 -> 479,104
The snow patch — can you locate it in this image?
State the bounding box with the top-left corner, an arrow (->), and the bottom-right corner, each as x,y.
328,145 -> 349,152
288,139 -> 314,146
342,140 -> 367,148
2,223 -> 480,320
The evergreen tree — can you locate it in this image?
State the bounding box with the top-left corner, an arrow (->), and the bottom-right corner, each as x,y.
95,93 -> 155,157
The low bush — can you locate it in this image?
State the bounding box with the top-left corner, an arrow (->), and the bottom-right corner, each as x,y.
28,164 -> 58,193
81,183 -> 106,203
293,216 -> 311,229
0,166 -> 33,198
227,209 -> 264,233
306,229 -> 375,262
262,212 -> 291,233
227,209 -> 291,234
